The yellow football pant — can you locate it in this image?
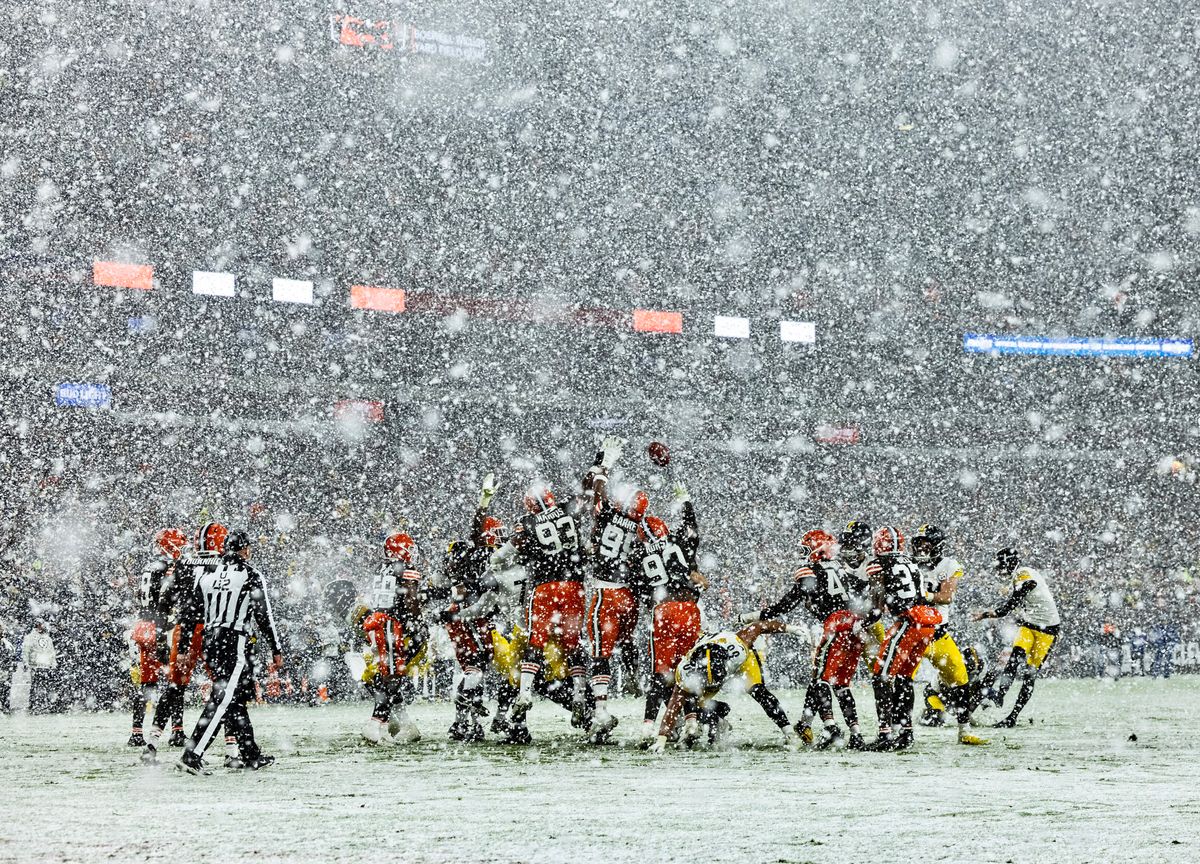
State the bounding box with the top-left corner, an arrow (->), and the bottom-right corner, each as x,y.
918,632 -> 969,687
1013,627 -> 1056,668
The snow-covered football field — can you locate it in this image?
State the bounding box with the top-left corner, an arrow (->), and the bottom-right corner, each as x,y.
1,678 -> 1196,863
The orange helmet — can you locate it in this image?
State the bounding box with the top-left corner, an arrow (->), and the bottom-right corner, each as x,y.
480,516 -> 508,548
385,532 -> 417,564
872,526 -> 905,557
638,515 -> 669,542
523,487 -> 556,513
622,490 -> 650,520
800,529 -> 838,562
155,528 -> 187,560
196,522 -> 228,555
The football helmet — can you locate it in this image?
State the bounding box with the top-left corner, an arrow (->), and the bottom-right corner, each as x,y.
638,515 -> 669,542
155,528 -> 187,560
800,529 -> 838,563
995,548 -> 1019,578
872,526 -> 906,557
838,520 -> 872,566
911,524 -> 948,564
523,487 -> 557,513
678,644 -> 731,695
480,516 -> 508,548
196,522 -> 228,555
623,489 -> 650,520
385,532 -> 418,564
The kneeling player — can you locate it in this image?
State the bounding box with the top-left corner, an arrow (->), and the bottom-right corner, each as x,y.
649,620 -> 800,753
974,548 -> 1061,728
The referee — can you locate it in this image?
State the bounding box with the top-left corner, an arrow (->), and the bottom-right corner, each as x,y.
178,530 -> 283,774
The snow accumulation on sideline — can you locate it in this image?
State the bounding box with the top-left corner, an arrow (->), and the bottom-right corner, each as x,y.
1,678 -> 1197,864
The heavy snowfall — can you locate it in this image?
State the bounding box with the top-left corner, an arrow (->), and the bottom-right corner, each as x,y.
1,0 -> 1199,861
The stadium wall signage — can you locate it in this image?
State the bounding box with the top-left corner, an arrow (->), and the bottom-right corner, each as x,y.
963,333 -> 1193,359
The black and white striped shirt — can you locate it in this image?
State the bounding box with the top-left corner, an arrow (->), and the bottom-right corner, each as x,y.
183,554 -> 282,655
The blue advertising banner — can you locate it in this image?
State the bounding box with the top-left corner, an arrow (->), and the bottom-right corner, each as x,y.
963,333 -> 1193,359
54,382 -> 112,409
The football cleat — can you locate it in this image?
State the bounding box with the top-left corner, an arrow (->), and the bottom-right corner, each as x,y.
489,713 -> 512,736
816,725 -> 844,751
224,755 -> 246,769
637,721 -> 658,750
846,732 -> 868,751
570,699 -> 590,730
244,754 -> 275,770
957,731 -> 990,746
681,716 -> 702,749
167,730 -> 187,748
992,716 -> 1017,729
140,744 -> 158,764
362,717 -> 387,745
781,724 -> 801,749
511,693 -> 533,722
127,733 -> 146,747
866,734 -> 899,752
588,709 -> 619,745
504,723 -> 533,745
794,722 -> 815,746
175,753 -> 210,776
893,730 -> 914,751
389,713 -> 421,744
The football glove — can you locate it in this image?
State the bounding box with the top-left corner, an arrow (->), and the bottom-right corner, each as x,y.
478,473 -> 497,510
648,734 -> 669,755
738,610 -> 761,624
599,435 -> 625,469
672,482 -> 690,503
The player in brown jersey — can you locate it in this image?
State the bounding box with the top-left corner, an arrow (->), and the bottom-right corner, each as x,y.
755,528 -> 871,750
637,482 -> 707,745
865,526 -> 942,751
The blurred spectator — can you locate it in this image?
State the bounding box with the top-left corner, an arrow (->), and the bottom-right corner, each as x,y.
21,620 -> 58,714
0,621 -> 15,712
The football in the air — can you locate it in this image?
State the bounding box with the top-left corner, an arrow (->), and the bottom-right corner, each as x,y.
647,441 -> 670,467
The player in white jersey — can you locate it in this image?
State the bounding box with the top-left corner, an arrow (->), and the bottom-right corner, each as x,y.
912,524 -> 987,745
973,548 -> 1061,727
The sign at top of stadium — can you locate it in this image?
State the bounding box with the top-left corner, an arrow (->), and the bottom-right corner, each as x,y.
329,12 -> 488,62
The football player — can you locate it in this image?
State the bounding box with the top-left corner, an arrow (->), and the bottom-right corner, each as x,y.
973,548 -> 1061,727
648,619 -> 802,753
865,527 -> 942,751
360,532 -> 427,745
638,483 -> 706,745
911,524 -> 988,746
438,474 -> 511,742
754,528 -> 871,750
127,527 -> 186,746
142,522 -> 229,764
586,438 -> 645,743
489,472 -> 594,745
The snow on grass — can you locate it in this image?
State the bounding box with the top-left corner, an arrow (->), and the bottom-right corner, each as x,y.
1,678 -> 1197,863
